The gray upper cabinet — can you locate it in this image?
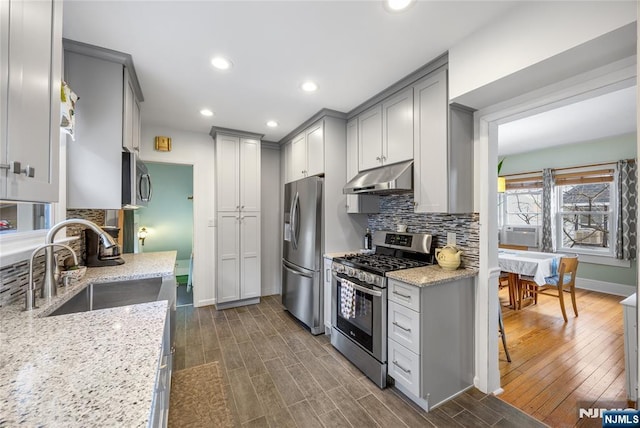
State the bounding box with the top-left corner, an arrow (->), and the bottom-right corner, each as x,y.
0,0 -> 62,203
413,68 -> 473,214
358,88 -> 413,172
346,118 -> 378,214
64,40 -> 144,209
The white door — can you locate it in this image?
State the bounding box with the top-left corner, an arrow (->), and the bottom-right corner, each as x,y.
383,87 -> 414,165
413,69 -> 448,213
240,138 -> 260,212
305,122 -> 324,177
291,132 -> 306,180
358,104 -> 383,171
132,98 -> 141,152
123,73 -> 135,151
240,212 -> 261,299
346,118 -> 360,213
215,134 -> 240,212
217,212 -> 240,303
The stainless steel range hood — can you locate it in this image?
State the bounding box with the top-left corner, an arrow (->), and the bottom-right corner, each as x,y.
343,160 -> 413,194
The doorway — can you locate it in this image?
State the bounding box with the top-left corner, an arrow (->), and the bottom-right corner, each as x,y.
137,162 -> 194,306
476,63 -> 637,425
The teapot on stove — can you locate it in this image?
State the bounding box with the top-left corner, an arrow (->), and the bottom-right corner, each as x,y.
435,244 -> 463,270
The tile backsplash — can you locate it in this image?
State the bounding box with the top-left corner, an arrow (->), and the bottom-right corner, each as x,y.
367,194 -> 479,269
0,209 -> 106,308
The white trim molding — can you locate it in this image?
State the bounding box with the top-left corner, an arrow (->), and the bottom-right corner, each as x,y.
576,278 -> 636,297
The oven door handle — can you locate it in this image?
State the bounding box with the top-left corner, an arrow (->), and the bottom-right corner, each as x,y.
332,272 -> 382,297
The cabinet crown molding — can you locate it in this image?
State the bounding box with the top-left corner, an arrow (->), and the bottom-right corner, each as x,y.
209,126 -> 264,140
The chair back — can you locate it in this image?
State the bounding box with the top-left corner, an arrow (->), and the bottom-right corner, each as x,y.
557,256 -> 579,286
499,244 -> 528,251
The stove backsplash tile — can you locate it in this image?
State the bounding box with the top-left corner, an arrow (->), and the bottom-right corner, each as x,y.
367,194 -> 479,269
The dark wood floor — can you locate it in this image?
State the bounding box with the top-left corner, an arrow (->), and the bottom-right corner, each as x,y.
499,287 -> 631,428
173,295 -> 546,427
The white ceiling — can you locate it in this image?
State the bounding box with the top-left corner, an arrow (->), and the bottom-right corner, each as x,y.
498,85 -> 637,156
62,0 -> 519,142
62,1 -> 635,151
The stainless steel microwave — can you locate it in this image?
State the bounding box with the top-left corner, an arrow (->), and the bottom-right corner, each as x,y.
122,151 -> 152,209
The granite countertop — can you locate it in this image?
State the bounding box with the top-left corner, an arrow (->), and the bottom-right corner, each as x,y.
387,264 -> 478,287
0,251 -> 176,427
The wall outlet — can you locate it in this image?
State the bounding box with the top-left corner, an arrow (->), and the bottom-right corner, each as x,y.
447,232 -> 456,246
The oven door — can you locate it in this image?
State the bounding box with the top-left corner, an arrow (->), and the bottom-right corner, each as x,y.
331,271 -> 386,362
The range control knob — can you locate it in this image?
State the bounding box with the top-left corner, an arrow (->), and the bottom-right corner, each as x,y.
364,273 -> 374,284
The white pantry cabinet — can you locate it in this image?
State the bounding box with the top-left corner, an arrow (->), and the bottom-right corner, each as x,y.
216,211 -> 261,304
64,39 -> 144,209
413,67 -> 473,214
216,135 -> 261,212
0,0 -> 62,202
289,121 -> 324,182
212,128 -> 263,309
358,88 -> 413,172
346,118 -> 378,213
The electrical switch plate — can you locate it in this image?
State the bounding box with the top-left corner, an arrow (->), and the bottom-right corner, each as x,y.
447,232 -> 456,246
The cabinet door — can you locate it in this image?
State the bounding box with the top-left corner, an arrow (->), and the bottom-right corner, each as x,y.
388,301 -> 420,354
123,72 -> 135,152
305,122 -> 324,177
323,257 -> 332,330
217,212 -> 240,303
240,212 -> 261,299
358,105 -> 383,171
132,98 -> 141,152
216,134 -> 240,212
383,88 -> 413,165
240,138 -> 260,212
413,69 -> 448,213
282,141 -> 292,184
346,118 -> 378,214
291,132 -> 306,181
3,0 -> 61,202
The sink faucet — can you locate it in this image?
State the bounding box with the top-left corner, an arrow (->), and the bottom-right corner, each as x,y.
42,219 -> 117,299
25,243 -> 78,311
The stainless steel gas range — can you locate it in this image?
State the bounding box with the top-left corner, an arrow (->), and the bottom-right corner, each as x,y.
330,231 -> 433,388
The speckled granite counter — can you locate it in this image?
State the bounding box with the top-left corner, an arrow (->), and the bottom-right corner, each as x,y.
0,251 -> 176,427
387,265 -> 478,287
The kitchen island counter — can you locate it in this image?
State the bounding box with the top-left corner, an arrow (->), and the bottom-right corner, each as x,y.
387,265 -> 478,287
0,251 -> 176,427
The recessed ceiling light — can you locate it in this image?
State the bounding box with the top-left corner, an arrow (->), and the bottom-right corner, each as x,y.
266,120 -> 279,128
211,56 -> 233,70
200,109 -> 214,117
385,0 -> 414,12
301,81 -> 318,92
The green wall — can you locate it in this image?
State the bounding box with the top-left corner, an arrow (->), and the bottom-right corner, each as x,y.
501,133 -> 637,288
138,162 -> 193,261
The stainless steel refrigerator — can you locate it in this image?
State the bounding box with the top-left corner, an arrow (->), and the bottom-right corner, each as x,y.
282,175 -> 324,335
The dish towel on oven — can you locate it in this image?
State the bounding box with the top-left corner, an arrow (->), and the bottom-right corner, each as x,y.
340,281 -> 357,319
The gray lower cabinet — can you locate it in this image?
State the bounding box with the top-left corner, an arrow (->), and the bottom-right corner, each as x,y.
387,277 -> 474,411
150,302 -> 173,427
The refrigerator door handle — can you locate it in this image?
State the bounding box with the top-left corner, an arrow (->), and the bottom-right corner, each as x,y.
291,192 -> 300,250
282,259 -> 313,278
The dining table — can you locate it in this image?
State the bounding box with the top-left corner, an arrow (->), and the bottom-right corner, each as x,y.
498,249 -> 562,309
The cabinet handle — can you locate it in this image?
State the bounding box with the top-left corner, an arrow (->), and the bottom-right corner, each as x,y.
393,360 -> 411,374
375,156 -> 380,161
381,155 -> 387,161
0,162 -> 20,174
392,321 -> 411,332
241,205 -> 244,209
393,290 -> 412,300
236,205 -> 240,209
22,165 -> 35,178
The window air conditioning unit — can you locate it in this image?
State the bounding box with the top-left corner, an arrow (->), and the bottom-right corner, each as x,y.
501,225 -> 539,248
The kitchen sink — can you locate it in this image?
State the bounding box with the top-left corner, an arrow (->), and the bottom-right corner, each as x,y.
48,277 -> 164,317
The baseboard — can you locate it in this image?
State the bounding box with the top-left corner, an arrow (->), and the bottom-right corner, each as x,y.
194,298 -> 215,308
261,287 -> 278,297
576,277 -> 635,297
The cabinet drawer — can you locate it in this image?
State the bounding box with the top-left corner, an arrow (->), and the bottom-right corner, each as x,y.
388,279 -> 420,312
388,339 -> 420,397
388,301 -> 420,354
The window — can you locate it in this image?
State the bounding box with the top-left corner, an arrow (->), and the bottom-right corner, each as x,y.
555,168 -> 615,256
502,189 -> 542,226
0,202 -> 52,235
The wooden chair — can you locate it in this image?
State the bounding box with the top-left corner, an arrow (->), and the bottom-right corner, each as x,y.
521,255 -> 579,322
498,244 -> 528,308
